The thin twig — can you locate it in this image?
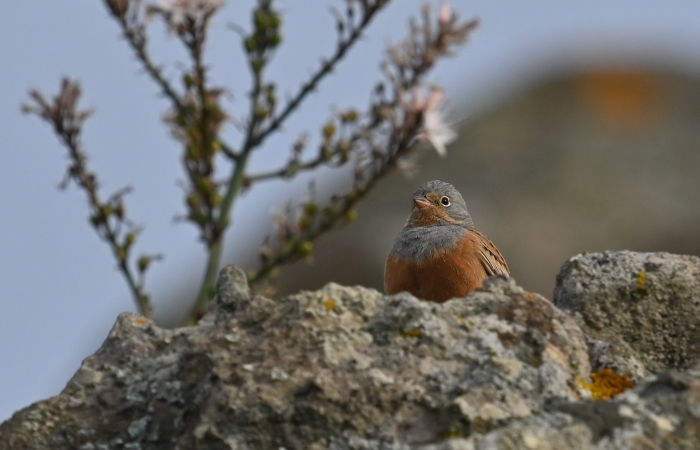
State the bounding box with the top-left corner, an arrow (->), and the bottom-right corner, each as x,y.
246,131 -> 364,183
118,20 -> 185,110
23,80 -> 154,317
117,16 -> 242,164
253,2 -> 389,146
220,142 -> 239,160
246,160 -> 323,182
248,137 -> 408,287
64,143 -> 153,317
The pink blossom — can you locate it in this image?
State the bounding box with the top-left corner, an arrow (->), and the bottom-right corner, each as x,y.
439,1 -> 453,27
410,87 -> 456,157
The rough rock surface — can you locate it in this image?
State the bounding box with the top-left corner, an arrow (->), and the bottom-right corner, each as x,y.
554,251 -> 700,379
452,366 -> 700,450
2,252 -> 700,449
1,270 -> 589,449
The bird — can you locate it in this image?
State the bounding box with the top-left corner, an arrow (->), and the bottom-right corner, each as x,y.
384,180 -> 509,303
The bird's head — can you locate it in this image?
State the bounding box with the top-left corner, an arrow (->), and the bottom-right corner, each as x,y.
407,180 -> 473,228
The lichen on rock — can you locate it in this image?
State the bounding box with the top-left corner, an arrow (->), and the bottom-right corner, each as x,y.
554,250 -> 700,378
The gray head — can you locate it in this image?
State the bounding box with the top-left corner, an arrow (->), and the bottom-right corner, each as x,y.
408,180 -> 474,227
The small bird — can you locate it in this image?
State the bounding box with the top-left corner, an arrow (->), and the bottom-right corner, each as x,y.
384,180 -> 509,302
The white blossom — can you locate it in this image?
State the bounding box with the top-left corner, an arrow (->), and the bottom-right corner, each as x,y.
155,0 -> 222,28
410,87 -> 457,157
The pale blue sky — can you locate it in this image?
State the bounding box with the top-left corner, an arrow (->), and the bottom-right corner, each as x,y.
2,1 -> 700,421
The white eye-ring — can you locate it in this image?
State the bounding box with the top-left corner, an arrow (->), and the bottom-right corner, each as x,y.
440,196 -> 450,206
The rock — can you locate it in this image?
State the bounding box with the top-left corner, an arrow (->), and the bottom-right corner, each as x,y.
459,367 -> 700,449
554,251 -> 700,378
0,273 -> 589,449
200,265 -> 252,325
4,252 -> 700,449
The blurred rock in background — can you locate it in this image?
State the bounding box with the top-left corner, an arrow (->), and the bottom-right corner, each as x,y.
269,67 -> 700,298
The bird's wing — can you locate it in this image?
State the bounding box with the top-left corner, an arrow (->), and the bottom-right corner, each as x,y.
468,228 -> 509,276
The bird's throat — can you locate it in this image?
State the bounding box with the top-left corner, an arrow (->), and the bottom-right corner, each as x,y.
408,206 -> 454,227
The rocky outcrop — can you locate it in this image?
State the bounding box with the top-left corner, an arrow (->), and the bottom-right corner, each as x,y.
554,251 -> 700,380
454,366 -> 700,450
2,251 -> 700,449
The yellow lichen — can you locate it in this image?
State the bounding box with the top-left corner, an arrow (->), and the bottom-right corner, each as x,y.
577,369 -> 635,400
323,299 -> 336,311
400,328 -> 422,338
444,429 -> 463,439
636,270 -> 647,291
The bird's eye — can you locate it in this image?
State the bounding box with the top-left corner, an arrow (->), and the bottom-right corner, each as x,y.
440,196 -> 450,206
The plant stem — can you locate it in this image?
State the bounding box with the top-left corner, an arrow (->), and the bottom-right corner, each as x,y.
184,234 -> 223,325
183,64 -> 263,324
118,259 -> 151,317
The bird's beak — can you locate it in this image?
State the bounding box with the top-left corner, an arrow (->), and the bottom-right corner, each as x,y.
413,197 -> 431,209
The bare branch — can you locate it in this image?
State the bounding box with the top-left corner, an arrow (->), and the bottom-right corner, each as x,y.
23,78 -> 158,317
254,0 -> 391,146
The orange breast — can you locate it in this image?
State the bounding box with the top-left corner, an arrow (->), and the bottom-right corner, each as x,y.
384,231 -> 491,303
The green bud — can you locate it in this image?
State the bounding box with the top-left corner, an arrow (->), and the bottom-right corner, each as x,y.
138,256 -> 150,273
114,204 -> 124,220
211,192 -> 223,207
186,194 -> 200,211
320,144 -> 332,161
244,36 -> 257,53
254,105 -> 269,119
341,109 -> 358,123
299,216 -> 313,231
303,203 -> 318,217
189,212 -> 207,227
296,241 -> 313,257
344,209 -> 357,223
268,33 -> 281,48
322,122 -> 336,138
254,11 -> 267,29
251,58 -> 264,73
186,145 -> 199,159
195,178 -> 214,196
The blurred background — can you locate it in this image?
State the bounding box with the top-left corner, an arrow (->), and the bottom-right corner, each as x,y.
2,0 -> 700,422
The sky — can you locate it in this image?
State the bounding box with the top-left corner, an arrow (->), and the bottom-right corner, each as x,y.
2,0 -> 700,422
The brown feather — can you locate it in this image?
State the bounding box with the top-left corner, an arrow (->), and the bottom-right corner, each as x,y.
468,228 -> 509,276
384,254 -> 416,297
